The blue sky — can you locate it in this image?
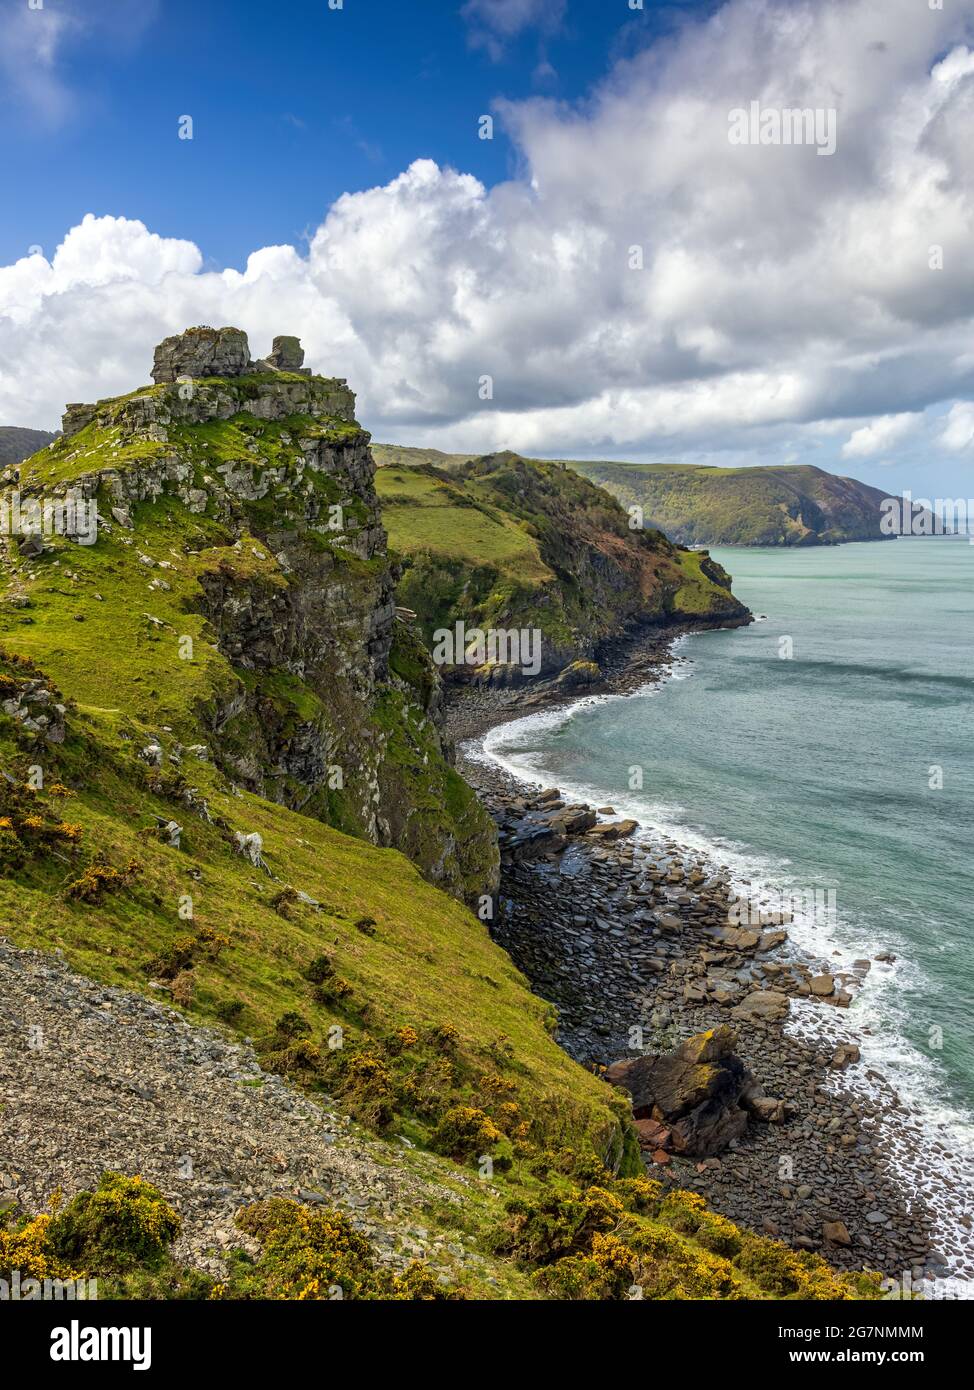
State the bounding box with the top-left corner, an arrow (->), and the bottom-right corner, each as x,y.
1,0 -> 973,500
0,0 -> 716,270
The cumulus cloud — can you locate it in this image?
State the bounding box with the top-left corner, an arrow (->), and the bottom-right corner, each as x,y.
939,402 -> 974,452
1,0 -> 974,475
841,413 -> 921,458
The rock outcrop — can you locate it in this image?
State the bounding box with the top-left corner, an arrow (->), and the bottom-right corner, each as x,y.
151,326 -> 253,384
150,326 -> 314,386
264,335 -> 309,374
606,1026 -> 787,1157
27,328 -> 497,902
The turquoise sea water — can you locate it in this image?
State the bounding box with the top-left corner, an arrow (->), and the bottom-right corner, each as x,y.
480,537 -> 974,1262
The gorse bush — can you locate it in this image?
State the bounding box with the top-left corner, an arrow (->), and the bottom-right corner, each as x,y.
430,1106 -> 503,1162
47,1173 -> 181,1272
490,1176 -> 886,1302
232,1199 -> 464,1301
0,1177 -> 462,1301
0,776 -> 82,873
66,853 -> 142,904
0,1209 -> 85,1285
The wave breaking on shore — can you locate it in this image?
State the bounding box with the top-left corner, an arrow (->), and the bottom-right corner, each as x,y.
466,645 -> 974,1279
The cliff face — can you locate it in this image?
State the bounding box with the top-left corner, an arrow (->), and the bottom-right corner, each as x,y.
565,460 -> 896,547
377,450 -> 751,681
6,328 -> 496,901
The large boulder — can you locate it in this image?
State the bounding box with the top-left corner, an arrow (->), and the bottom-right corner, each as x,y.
265,335 -> 308,373
587,819 -> 639,841
151,326 -> 253,383
730,989 -> 790,1024
605,1026 -> 753,1156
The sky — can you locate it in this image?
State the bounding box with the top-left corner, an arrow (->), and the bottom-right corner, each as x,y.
1,0 -> 974,499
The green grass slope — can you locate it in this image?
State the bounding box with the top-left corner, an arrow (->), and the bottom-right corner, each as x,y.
377,452 -> 749,675
0,644 -> 881,1301
562,460 -> 895,547
0,365 -> 878,1300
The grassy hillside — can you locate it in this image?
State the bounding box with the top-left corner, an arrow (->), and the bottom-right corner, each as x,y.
561,460 -> 895,547
0,425 -> 56,467
0,353 -> 879,1300
376,452 -> 749,677
372,443 -> 475,471
0,671 -> 882,1300
2,372 -> 497,902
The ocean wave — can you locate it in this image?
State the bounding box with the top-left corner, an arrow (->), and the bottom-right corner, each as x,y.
471,645 -> 974,1274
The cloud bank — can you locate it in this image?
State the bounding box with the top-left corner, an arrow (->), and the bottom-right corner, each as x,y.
1,0 -> 973,480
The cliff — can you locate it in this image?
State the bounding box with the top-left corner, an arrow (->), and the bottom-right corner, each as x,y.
0,331 -> 875,1304
377,450 -> 750,683
2,327 -> 496,901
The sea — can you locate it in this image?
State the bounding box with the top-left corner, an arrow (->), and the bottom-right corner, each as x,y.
476,536 -> 974,1276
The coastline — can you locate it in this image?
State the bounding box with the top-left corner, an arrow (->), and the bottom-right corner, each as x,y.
444,623 -> 971,1286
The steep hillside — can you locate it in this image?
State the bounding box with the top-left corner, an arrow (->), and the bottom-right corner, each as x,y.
0,332 -> 880,1303
0,425 -> 56,466
562,461 -> 896,547
0,648 -> 891,1308
376,451 -> 750,681
1,327 -> 495,901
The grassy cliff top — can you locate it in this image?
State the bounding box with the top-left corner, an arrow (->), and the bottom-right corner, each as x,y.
376,450 -> 749,660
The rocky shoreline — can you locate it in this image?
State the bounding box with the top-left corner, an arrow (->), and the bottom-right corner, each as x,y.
444,624 -> 961,1285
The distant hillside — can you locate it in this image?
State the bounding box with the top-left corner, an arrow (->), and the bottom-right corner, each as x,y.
557,461 -> 896,547
0,425 -> 55,466
375,451 -> 750,679
372,443 -> 474,471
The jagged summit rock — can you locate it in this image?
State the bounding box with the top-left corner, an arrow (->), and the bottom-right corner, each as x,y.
151,326 -> 252,383
265,335 -> 306,373
150,326 -> 312,385
60,326 -> 352,438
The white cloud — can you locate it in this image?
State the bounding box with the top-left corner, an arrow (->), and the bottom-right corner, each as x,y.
841,413 -> 921,458
0,0 -> 159,126
939,402 -> 974,452
0,1 -> 77,125
1,0 -> 974,473
462,0 -> 567,58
